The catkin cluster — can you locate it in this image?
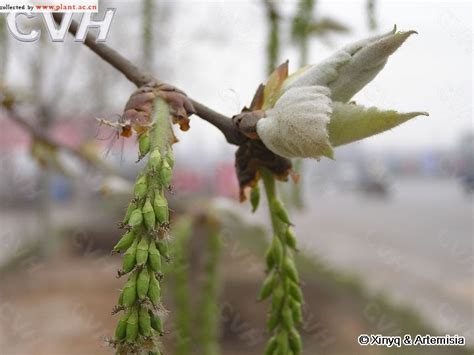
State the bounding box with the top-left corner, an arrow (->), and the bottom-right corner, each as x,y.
259,170 -> 304,355
112,102 -> 175,355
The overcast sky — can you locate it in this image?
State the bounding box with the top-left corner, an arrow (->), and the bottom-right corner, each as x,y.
162,0 -> 473,158
4,0 -> 473,159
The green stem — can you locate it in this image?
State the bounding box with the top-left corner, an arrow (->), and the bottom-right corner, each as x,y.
260,168 -> 280,231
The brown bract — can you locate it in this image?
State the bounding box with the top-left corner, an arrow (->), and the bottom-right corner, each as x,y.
233,61 -> 294,201
235,140 -> 292,201
122,82 -> 196,136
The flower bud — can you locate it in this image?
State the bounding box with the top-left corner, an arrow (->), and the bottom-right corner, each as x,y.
137,267 -> 151,300
126,306 -> 139,342
142,198 -> 156,231
149,148 -> 162,172
250,185 -> 260,213
264,336 -> 278,355
271,285 -> 285,314
271,236 -> 283,267
271,199 -> 292,225
265,247 -> 275,270
276,330 -> 289,354
153,191 -> 169,225
122,272 -> 138,307
148,241 -> 162,273
165,149 -> 175,169
138,132 -> 151,159
122,238 -> 138,273
136,236 -> 150,266
257,270 -> 277,301
122,202 -> 137,225
289,329 -> 302,355
291,300 -> 303,326
150,311 -> 164,335
134,175 -> 147,200
283,257 -> 299,283
128,209 -> 143,229
267,312 -> 279,332
138,305 -> 152,337
282,305 -> 294,331
113,230 -> 136,253
288,281 -> 303,303
115,311 -> 130,341
160,160 -> 172,187
147,272 -> 161,306
285,228 -> 297,251
157,241 -> 170,261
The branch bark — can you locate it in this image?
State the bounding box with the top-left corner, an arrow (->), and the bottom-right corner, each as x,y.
52,13 -> 246,146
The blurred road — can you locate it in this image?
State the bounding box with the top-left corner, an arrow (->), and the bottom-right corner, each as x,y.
1,176 -> 472,348
294,177 -> 473,343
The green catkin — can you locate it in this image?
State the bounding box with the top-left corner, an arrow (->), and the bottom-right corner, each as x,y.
122,238 -> 138,273
137,267 -> 151,300
143,198 -> 156,230
139,132 -> 151,159
153,191 -> 169,224
128,209 -> 143,229
149,148 -> 162,171
160,159 -> 172,187
113,230 -> 136,252
150,311 -> 164,335
147,271 -> 161,306
134,175 -> 148,200
115,311 -> 130,341
113,98 -> 174,354
136,236 -> 150,266
260,168 -> 304,355
148,241 -> 162,273
138,306 -> 152,337
250,185 -> 260,212
121,272 -> 138,307
126,307 -> 139,342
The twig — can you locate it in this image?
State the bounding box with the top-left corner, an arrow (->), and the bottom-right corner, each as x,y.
5,105 -> 110,170
52,13 -> 246,146
7,106 -> 77,155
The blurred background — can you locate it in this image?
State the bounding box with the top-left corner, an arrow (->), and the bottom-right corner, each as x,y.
0,0 -> 472,354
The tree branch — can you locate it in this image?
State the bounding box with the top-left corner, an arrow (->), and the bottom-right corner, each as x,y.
4,104 -> 111,171
53,13 -> 246,146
